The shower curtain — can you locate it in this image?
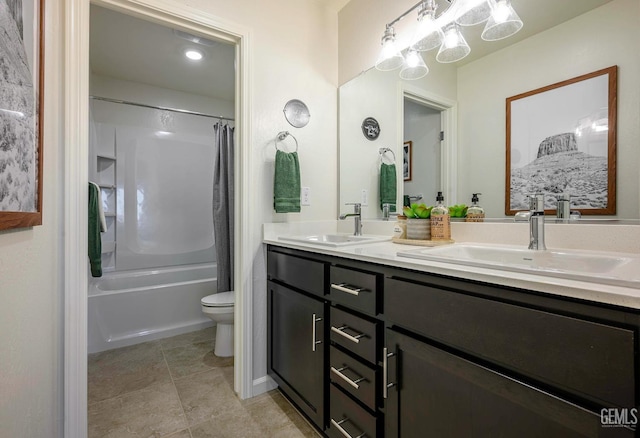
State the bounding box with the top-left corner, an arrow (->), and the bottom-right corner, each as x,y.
213,122 -> 234,292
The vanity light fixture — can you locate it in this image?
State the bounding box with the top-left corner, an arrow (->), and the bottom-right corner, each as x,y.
375,26 -> 405,71
184,49 -> 204,61
375,0 -> 523,79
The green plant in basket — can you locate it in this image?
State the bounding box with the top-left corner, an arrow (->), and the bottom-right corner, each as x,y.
449,204 -> 468,218
403,203 -> 433,219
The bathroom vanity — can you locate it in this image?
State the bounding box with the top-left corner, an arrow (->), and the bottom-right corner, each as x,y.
266,241 -> 639,437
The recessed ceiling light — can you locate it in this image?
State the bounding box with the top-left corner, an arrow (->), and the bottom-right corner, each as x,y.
185,49 -> 203,61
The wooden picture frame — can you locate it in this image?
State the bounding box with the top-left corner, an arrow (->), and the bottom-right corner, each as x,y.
0,0 -> 45,230
505,66 -> 617,216
403,141 -> 412,182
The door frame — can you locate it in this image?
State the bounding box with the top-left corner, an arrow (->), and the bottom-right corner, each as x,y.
399,83 -> 458,204
63,0 -> 253,435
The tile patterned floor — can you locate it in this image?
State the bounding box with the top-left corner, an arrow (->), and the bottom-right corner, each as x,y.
88,327 -> 321,438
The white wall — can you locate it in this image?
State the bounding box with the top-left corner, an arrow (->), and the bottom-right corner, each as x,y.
0,0 -> 64,435
339,68 -> 400,219
457,0 -> 639,218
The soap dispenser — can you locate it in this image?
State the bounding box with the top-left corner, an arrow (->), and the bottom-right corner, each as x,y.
430,191 -> 451,240
466,193 -> 485,222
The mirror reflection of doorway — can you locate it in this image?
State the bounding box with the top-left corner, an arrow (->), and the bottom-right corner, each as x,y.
403,97 -> 442,206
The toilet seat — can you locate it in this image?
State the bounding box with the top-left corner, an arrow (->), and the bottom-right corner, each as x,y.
201,291 -> 234,307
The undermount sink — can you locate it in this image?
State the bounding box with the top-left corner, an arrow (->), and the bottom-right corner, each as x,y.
279,234 -> 391,247
397,243 -> 640,288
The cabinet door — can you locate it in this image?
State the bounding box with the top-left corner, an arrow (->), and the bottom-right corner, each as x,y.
268,281 -> 325,429
384,329 -> 633,438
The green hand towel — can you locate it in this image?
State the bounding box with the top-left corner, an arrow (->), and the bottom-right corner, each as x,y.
88,182 -> 103,277
379,163 -> 397,212
274,150 -> 301,213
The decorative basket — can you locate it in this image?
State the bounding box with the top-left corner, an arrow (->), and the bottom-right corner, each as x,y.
405,218 -> 431,240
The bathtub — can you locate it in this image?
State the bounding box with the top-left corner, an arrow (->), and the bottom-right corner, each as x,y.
88,263 -> 216,353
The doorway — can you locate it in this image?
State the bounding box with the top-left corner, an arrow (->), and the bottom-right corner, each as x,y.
400,85 -> 458,207
403,97 -> 442,205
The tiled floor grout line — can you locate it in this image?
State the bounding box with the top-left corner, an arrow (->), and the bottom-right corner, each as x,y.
159,342 -> 193,438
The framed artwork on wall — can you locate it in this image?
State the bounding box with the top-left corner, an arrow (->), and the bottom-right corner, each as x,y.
505,66 -> 617,216
0,0 -> 45,230
403,141 -> 412,181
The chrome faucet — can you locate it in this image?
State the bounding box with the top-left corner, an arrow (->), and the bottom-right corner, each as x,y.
339,203 -> 362,236
556,193 -> 571,220
556,193 -> 582,221
528,193 -> 546,250
382,203 -> 397,221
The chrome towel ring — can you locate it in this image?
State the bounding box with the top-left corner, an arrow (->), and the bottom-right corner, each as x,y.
275,131 -> 299,153
379,147 -> 396,163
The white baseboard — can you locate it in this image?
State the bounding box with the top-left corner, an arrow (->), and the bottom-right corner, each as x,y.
252,375 -> 278,396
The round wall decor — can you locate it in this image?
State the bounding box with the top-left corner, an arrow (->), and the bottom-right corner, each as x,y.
361,117 -> 380,140
283,99 -> 311,128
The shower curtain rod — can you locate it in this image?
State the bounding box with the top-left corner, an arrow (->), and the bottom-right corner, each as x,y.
89,95 -> 235,121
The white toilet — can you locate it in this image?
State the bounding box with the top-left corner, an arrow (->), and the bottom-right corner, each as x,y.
201,291 -> 235,357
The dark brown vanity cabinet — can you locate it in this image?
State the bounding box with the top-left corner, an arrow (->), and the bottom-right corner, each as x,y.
267,280 -> 326,428
384,274 -> 638,438
267,250 -> 327,430
267,245 -> 640,438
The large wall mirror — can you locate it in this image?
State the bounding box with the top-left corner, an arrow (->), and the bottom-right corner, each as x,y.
338,0 -> 639,221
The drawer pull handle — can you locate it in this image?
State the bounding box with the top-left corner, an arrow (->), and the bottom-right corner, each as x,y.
331,366 -> 366,390
331,283 -> 363,296
383,347 -> 395,399
312,313 -> 323,352
331,325 -> 366,344
331,418 -> 366,438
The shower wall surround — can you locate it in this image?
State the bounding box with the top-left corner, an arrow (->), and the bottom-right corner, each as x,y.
89,75 -> 234,271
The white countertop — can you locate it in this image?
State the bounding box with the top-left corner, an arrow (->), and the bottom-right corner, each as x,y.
263,221 -> 640,310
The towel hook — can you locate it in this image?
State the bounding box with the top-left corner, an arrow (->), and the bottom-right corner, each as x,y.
275,131 -> 299,153
379,147 -> 396,163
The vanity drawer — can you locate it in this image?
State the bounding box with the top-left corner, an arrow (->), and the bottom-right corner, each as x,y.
267,250 -> 325,297
330,306 -> 378,365
384,277 -> 636,408
328,384 -> 377,438
329,265 -> 378,316
330,345 -> 376,411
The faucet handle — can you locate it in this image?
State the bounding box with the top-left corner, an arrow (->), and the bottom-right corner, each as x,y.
527,193 -> 545,213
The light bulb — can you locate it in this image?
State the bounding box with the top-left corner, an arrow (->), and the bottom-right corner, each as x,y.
405,50 -> 420,68
492,0 -> 511,23
444,28 -> 460,48
185,49 -> 203,61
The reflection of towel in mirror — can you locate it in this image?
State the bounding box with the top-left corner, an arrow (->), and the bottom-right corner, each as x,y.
88,182 -> 103,277
379,163 -> 397,212
89,181 -> 107,232
274,150 -> 301,213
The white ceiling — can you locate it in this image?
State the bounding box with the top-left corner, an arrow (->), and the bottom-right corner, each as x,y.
89,0 -> 614,99
90,5 -> 236,102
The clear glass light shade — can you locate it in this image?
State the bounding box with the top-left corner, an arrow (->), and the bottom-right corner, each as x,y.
412,13 -> 444,51
455,0 -> 492,26
436,25 -> 471,63
375,27 -> 405,71
481,0 -> 523,41
399,49 -> 429,80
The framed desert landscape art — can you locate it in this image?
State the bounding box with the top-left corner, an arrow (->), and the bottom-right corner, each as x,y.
0,0 -> 45,230
506,66 -> 617,216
